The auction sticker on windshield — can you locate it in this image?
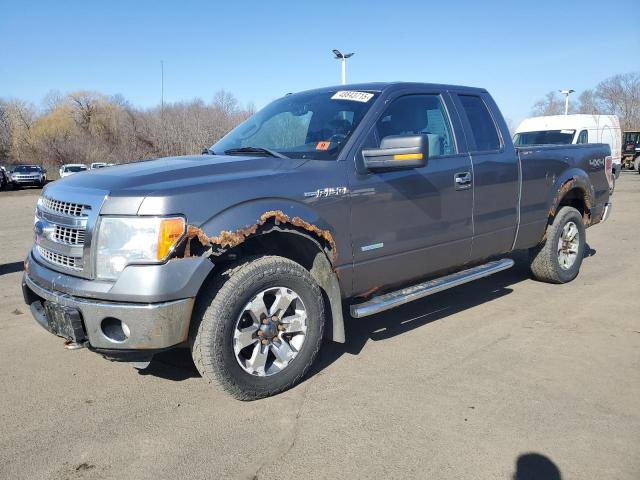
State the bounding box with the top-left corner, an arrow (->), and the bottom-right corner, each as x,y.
331,91 -> 374,102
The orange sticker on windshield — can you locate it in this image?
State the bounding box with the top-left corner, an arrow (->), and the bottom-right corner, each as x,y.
316,141 -> 330,151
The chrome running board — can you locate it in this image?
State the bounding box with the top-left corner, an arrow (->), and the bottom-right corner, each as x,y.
350,258 -> 514,318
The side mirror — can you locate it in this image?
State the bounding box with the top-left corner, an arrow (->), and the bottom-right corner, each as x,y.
362,135 -> 428,171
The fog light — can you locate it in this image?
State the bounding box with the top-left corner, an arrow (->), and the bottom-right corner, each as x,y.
101,317 -> 130,342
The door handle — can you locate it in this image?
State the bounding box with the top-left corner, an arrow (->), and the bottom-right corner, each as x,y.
454,172 -> 472,190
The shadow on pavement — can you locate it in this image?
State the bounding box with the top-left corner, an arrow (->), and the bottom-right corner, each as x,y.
513,452 -> 562,479
139,247 -> 596,385
138,348 -> 200,381
309,251 -> 533,378
0,261 -> 24,276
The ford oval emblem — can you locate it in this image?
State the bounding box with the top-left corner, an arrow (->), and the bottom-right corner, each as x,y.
34,220 -> 45,236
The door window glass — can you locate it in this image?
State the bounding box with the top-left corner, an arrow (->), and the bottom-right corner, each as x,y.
375,95 -> 456,156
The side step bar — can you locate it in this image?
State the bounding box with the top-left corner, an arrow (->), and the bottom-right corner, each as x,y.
350,258 -> 514,318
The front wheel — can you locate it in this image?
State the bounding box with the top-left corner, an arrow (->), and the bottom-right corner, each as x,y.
529,206 -> 586,284
191,256 -> 325,400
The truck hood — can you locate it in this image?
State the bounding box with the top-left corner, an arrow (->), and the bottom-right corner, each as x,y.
43,154 -> 307,216
56,154 -> 306,194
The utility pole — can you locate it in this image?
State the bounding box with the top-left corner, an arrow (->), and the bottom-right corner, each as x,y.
559,89 -> 574,115
332,49 -> 354,85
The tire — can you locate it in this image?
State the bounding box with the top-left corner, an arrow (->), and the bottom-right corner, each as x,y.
191,255 -> 325,400
529,206 -> 586,284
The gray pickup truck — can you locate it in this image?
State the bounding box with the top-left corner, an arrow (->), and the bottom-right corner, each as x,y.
23,83 -> 613,399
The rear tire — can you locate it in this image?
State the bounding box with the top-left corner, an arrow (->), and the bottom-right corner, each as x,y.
529,206 -> 586,284
191,255 -> 325,400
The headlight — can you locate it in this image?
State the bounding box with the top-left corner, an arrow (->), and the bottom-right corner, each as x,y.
95,216 -> 185,280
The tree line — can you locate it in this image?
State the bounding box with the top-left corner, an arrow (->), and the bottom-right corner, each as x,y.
2,72 -> 638,174
0,90 -> 254,175
530,72 -> 640,129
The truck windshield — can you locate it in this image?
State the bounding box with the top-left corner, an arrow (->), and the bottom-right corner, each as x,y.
211,90 -> 379,160
513,130 -> 576,146
14,166 -> 40,172
65,166 -> 87,172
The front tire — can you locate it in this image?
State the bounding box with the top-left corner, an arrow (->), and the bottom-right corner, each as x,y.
191,256 -> 325,400
529,206 -> 586,284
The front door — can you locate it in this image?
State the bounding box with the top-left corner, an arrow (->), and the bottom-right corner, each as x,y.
347,91 -> 473,296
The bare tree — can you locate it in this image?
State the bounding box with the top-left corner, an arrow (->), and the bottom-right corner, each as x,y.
576,89 -> 601,115
595,72 -> 640,130
531,91 -> 566,116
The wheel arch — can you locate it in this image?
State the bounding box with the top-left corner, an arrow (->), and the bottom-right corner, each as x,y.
546,171 -> 594,229
183,201 -> 345,343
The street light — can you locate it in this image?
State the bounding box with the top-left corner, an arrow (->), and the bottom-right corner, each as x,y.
333,49 -> 354,85
559,89 -> 575,115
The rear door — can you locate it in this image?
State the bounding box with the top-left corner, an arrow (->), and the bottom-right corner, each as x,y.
452,92 -> 519,261
347,88 -> 473,296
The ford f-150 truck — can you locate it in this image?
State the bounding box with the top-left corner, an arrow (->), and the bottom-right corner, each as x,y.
22,83 -> 613,400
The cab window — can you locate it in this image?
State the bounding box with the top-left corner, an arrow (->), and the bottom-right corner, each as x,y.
457,95 -> 501,152
576,130 -> 588,144
374,94 -> 456,156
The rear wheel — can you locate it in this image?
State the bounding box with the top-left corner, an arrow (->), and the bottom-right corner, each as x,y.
529,206 -> 586,284
191,256 -> 325,400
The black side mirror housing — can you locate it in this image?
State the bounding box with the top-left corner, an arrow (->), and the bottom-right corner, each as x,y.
362,135 -> 428,171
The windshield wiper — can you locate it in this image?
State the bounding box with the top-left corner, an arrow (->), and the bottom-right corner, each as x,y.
224,147 -> 289,159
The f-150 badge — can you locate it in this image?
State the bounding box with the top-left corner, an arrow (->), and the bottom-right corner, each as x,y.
304,187 -> 349,198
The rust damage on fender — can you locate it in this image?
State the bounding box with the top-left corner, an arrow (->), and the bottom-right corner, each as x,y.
181,210 -> 337,260
544,178 -> 593,241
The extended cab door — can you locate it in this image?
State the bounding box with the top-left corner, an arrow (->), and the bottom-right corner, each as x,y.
451,92 -> 519,261
347,89 -> 473,296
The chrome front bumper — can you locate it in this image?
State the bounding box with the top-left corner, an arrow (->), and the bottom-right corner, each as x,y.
23,273 -> 194,350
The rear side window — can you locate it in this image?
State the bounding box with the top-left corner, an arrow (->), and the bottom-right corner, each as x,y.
458,95 -> 501,152
576,130 -> 588,144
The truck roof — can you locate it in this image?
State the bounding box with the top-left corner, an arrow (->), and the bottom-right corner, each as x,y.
294,82 -> 488,96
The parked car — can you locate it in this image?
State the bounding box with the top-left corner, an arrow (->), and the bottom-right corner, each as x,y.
9,165 -> 47,188
514,114 -> 621,191
90,162 -> 108,170
621,131 -> 640,173
23,82 -> 612,399
59,164 -> 88,178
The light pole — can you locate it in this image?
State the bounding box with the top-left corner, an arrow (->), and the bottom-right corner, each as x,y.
332,49 -> 354,85
559,89 -> 575,115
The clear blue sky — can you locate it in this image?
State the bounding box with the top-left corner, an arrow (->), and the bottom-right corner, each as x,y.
1,0 -> 637,125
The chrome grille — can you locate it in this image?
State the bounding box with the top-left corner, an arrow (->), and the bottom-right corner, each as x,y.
42,197 -> 87,217
36,246 -> 82,270
53,225 -> 85,245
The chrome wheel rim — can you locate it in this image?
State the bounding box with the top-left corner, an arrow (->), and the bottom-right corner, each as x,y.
233,286 -> 308,377
557,221 -> 580,270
